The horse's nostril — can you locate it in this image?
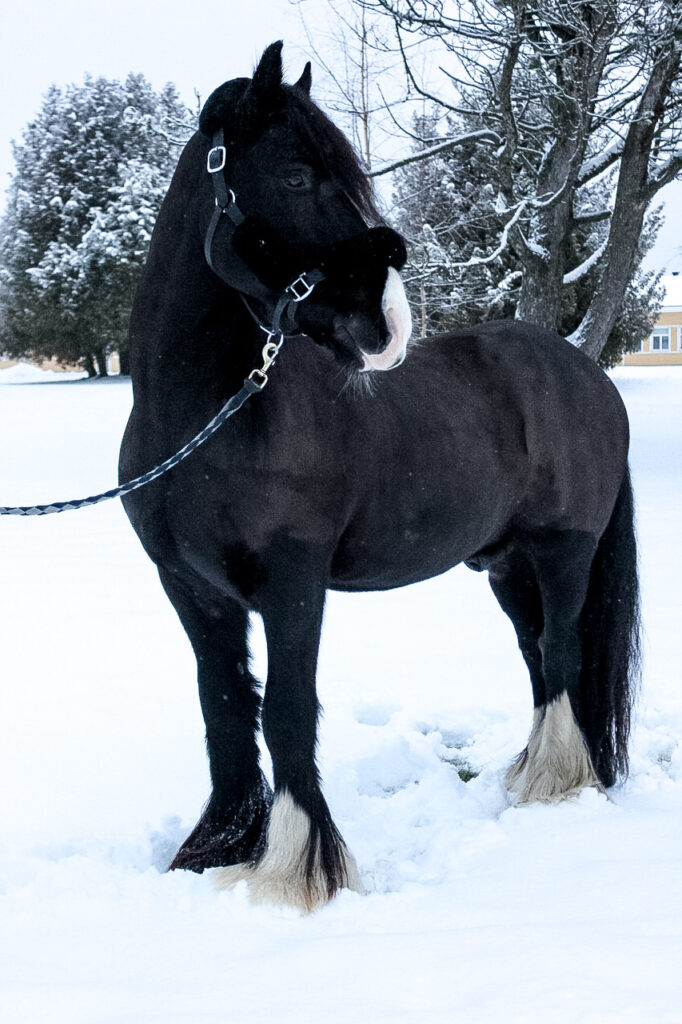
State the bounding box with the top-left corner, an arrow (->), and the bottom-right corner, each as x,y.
333,313 -> 386,354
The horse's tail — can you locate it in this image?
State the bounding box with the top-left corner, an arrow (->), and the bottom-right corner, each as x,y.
580,465 -> 641,788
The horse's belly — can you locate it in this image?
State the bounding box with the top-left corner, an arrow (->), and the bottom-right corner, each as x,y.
329,495 -> 505,592
330,553 -> 465,591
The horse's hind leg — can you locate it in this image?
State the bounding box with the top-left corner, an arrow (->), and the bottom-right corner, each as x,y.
511,531 -> 602,803
487,554 -> 546,790
216,537 -> 362,913
158,569 -> 272,873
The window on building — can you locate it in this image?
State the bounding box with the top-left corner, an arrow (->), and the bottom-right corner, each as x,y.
650,327 -> 671,352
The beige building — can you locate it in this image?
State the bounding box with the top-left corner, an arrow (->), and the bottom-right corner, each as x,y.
624,273 -> 682,366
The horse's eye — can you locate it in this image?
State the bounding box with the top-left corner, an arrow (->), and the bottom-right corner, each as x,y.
283,170 -> 309,190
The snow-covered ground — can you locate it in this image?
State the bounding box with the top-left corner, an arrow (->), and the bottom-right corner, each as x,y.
1,362 -> 680,1023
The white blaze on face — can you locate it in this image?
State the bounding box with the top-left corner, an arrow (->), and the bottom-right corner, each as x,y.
361,266 -> 412,372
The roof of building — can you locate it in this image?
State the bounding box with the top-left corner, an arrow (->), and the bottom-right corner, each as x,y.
662,273 -> 682,307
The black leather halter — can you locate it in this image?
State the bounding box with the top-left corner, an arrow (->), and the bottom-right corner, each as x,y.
204,128 -> 325,341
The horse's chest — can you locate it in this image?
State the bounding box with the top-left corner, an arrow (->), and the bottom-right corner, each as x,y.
150,455 -> 346,601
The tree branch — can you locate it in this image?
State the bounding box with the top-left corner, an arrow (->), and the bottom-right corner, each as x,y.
563,239 -> 608,285
571,207 -> 612,225
646,149 -> 682,199
445,200 -> 528,270
576,136 -> 625,186
369,128 -> 501,177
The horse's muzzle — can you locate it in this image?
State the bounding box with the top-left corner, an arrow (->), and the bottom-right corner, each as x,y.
360,267 -> 412,373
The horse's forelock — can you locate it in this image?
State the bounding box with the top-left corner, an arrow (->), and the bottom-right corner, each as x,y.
198,79 -> 251,138
285,88 -> 381,225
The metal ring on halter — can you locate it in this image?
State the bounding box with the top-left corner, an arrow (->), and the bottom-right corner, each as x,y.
216,189 -> 236,209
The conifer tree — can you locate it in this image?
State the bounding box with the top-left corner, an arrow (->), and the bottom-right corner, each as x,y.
0,75 -> 191,374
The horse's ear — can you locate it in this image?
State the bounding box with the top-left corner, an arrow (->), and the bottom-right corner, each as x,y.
237,41 -> 285,129
250,41 -> 284,98
294,62 -> 312,95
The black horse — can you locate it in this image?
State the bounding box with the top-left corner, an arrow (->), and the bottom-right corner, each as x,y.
120,43 -> 640,913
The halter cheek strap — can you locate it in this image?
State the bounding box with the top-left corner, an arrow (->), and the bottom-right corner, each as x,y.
204,129 -> 245,271
204,128 -> 325,341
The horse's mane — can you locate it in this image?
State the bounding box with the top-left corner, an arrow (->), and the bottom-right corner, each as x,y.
199,79 -> 381,226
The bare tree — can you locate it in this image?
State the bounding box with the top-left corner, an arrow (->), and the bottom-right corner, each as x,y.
356,0 -> 682,360
292,0 -> 447,171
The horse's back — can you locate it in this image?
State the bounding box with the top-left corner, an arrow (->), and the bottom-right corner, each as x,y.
403,320 -> 629,525
409,320 -> 625,432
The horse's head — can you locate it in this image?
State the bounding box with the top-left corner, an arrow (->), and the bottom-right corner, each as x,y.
197,42 -> 411,373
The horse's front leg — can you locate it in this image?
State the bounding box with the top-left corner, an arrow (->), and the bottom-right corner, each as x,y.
158,569 -> 272,873
218,537 -> 362,913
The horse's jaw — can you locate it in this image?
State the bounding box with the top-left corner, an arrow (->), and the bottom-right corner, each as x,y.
361,267 -> 412,372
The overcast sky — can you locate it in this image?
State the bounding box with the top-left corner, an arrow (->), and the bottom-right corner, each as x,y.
0,0 -> 679,271
0,0 -> 309,195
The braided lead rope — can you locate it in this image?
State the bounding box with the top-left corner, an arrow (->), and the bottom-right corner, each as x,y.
0,377 -> 264,517
1,263 -> 324,518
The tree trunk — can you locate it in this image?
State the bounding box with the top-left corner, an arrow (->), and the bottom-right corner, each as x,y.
94,348 -> 108,377
84,353 -> 97,378
570,197 -> 648,360
118,348 -> 131,376
420,282 -> 427,337
571,41 -> 682,360
515,196 -> 574,328
515,15 -> 613,330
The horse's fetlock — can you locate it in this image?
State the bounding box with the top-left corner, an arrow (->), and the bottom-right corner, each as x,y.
215,788 -> 362,912
509,693 -> 602,803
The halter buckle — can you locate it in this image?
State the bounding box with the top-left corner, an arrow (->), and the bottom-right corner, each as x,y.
207,146 -> 227,173
287,273 -> 316,302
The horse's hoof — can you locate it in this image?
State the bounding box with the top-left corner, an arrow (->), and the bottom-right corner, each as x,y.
508,695 -> 603,803
214,790 -> 364,913
168,785 -> 272,872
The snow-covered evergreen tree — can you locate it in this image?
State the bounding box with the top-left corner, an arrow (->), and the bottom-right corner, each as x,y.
0,75 -> 192,374
391,115 -> 520,334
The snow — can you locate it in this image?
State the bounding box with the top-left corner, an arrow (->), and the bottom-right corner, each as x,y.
1,364 -> 681,1022
0,361 -> 85,384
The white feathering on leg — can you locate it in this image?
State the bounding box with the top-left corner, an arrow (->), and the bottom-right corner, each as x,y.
214,790 -> 363,913
510,692 -> 602,803
506,705 -> 545,791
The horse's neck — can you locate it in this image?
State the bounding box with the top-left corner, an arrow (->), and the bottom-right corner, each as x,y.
130,241 -> 263,404
128,188 -> 350,443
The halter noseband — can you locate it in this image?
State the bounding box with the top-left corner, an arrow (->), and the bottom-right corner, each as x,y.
204,128 -> 325,350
